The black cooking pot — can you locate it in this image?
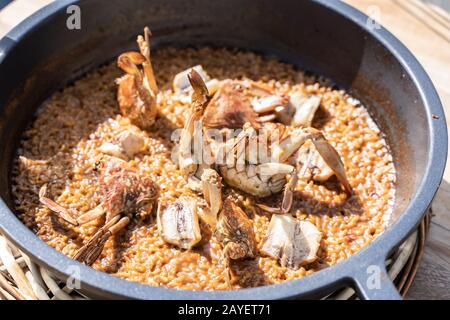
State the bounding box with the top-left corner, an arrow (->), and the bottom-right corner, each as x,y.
0,0 -> 447,300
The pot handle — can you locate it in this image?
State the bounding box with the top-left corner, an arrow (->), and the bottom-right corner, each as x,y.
350,255 -> 402,300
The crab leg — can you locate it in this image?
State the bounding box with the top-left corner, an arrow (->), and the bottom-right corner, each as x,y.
39,185 -> 107,226
137,27 -> 158,95
200,169 -> 222,227
76,205 -> 105,225
178,69 -> 210,177
309,132 -> 352,194
272,128 -> 352,194
73,215 -> 130,265
256,167 -> 299,214
39,185 -> 79,226
255,163 -> 294,176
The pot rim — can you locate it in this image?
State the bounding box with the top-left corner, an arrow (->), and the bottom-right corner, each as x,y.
0,0 -> 447,299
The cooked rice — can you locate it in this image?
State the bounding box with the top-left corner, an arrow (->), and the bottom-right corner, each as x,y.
12,48 -> 395,290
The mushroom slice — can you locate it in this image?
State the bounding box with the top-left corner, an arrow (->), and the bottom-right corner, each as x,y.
261,215 -> 321,269
297,143 -> 334,182
215,198 -> 257,260
157,197 -> 202,250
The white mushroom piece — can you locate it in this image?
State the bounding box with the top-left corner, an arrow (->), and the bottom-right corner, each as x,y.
261,215 -> 322,269
157,196 -> 202,250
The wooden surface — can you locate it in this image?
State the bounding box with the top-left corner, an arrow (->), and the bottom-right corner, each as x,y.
0,0 -> 449,299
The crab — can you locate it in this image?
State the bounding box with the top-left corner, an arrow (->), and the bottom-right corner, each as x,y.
172,65 -> 290,130
261,214 -> 322,269
176,70 -> 289,192
116,27 -> 159,130
201,79 -> 289,130
215,197 -> 257,260
198,168 -> 256,260
39,158 -> 158,265
178,69 -> 352,215
200,168 -> 256,289
156,167 -> 255,266
221,123 -> 352,213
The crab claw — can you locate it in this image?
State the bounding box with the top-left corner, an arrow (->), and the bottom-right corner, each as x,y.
137,27 -> 158,94
188,69 -> 210,108
307,129 -> 352,195
116,27 -> 158,130
178,69 -> 211,186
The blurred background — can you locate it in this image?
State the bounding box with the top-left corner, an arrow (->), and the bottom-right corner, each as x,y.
0,0 -> 449,299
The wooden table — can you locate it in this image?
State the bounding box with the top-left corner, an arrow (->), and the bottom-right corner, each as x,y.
0,0 -> 449,299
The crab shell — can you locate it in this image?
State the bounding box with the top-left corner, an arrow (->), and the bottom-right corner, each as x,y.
100,160 -> 158,221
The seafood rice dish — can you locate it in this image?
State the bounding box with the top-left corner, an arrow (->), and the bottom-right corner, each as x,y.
13,28 -> 396,290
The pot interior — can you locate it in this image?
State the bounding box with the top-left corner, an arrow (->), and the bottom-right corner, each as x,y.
0,0 -> 432,297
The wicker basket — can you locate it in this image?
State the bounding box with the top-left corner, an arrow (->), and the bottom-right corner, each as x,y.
0,211 -> 431,300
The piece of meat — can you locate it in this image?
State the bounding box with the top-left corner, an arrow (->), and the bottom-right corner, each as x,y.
157,196 -> 202,250
261,214 -> 322,269
296,142 -> 334,182
278,92 -> 321,127
98,130 -> 145,160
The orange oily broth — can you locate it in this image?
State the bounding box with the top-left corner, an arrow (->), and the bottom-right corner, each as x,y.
12,48 -> 395,290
